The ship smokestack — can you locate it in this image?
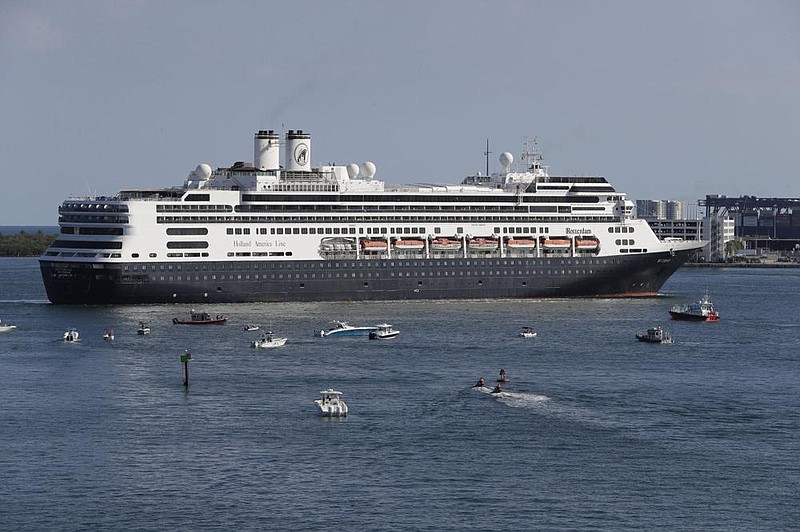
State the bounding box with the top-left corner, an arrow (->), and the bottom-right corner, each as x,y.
285,129 -> 311,172
254,130 -> 280,171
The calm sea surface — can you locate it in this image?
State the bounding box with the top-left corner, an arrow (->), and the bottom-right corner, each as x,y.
0,258 -> 798,530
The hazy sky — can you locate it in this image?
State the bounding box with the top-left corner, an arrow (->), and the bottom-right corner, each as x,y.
1,0 -> 798,224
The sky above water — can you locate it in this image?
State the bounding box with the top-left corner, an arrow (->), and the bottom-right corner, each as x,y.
1,0 -> 798,224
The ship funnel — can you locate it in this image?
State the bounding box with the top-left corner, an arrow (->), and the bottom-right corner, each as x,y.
285,129 -> 311,172
254,130 -> 280,170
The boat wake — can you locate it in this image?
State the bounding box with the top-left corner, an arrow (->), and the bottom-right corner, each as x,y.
496,391 -> 551,408
472,386 -> 549,408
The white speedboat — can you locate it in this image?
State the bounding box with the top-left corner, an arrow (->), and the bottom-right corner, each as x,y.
251,333 -> 287,348
369,323 -> 400,340
243,324 -> 260,331
137,321 -> 151,335
63,328 -> 79,342
319,320 -> 378,337
519,327 -> 537,338
0,319 -> 17,332
315,389 -> 348,417
103,329 -> 115,340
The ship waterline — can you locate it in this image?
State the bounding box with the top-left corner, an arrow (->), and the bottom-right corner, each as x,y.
39,128 -> 703,304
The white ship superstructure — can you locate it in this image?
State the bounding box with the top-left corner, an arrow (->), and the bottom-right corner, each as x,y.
40,129 -> 703,304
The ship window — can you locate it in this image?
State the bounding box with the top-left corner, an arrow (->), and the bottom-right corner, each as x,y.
149,253 -> 157,258
132,253 -> 139,258
630,227 -> 635,233
244,228 -> 251,235
276,228 -> 283,235
309,228 -> 316,234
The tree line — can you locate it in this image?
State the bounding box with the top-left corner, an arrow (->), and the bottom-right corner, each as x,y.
0,231 -> 58,257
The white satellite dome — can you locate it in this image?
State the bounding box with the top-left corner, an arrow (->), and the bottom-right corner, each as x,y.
195,163 -> 212,180
360,161 -> 376,179
346,163 -> 360,178
499,152 -> 514,170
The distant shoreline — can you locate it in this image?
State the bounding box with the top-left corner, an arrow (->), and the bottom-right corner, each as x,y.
685,262 -> 799,269
0,226 -> 59,235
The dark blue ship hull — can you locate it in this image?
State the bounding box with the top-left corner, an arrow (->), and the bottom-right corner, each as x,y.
39,249 -> 692,304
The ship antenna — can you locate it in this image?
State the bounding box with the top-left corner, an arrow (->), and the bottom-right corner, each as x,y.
484,138 -> 492,176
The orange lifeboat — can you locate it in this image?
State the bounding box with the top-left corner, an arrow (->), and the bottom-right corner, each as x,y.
542,238 -> 571,249
393,239 -> 425,251
430,238 -> 462,251
575,238 -> 599,250
361,239 -> 388,251
506,238 -> 537,249
468,238 -> 499,251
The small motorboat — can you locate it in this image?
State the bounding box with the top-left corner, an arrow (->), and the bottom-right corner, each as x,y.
669,291 -> 720,322
137,321 -> 151,335
243,324 -> 260,332
251,332 -> 288,348
636,326 -> 673,344
519,327 -> 537,338
173,310 -> 228,325
319,320 -> 378,337
315,389 -> 348,417
103,329 -> 115,340
63,328 -> 79,342
0,319 -> 17,332
369,323 -> 400,340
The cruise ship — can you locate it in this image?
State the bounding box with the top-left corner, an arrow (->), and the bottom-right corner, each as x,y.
40,129 -> 703,304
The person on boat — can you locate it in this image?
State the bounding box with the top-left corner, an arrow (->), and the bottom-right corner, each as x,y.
492,383 -> 503,394
473,377 -> 485,387
266,333 -> 273,342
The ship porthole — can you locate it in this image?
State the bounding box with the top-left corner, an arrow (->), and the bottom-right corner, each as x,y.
172,293 -> 177,298
203,292 -> 208,298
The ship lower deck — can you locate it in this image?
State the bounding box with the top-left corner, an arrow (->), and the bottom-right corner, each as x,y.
40,250 -> 692,304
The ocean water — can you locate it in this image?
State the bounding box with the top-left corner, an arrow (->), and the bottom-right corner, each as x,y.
0,258 -> 798,531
